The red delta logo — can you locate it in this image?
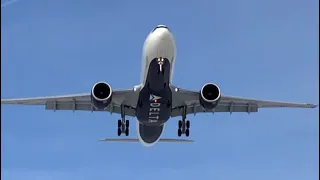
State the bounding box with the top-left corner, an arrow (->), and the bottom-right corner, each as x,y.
148,94 -> 162,123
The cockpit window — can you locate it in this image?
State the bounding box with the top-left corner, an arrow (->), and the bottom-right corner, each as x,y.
151,25 -> 170,32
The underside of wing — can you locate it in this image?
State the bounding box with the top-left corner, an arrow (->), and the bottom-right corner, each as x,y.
1,88 -> 138,117
171,86 -> 317,117
220,95 -> 318,108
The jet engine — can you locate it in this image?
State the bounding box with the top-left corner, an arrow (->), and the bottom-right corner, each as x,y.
91,81 -> 113,110
199,83 -> 221,110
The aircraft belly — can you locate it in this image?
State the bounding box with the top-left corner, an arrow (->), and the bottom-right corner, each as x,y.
135,58 -> 172,126
138,123 -> 164,144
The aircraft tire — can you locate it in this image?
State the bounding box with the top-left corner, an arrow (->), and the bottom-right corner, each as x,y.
185,129 -> 190,137
178,129 -> 182,137
118,120 -> 122,128
125,120 -> 129,128
186,120 -> 190,129
178,120 -> 182,129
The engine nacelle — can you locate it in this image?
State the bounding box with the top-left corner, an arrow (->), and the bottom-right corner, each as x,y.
91,81 -> 113,110
199,83 -> 221,110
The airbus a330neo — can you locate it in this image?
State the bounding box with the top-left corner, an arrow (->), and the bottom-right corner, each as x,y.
1,25 -> 317,147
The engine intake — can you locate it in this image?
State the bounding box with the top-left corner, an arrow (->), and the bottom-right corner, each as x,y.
91,81 -> 113,110
199,83 -> 221,110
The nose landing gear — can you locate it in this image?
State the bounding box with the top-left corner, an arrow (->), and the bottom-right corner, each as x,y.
157,57 -> 165,73
156,57 -> 166,75
177,106 -> 190,137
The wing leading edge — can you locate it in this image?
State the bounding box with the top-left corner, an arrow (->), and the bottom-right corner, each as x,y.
2,87 -> 317,117
171,88 -> 317,117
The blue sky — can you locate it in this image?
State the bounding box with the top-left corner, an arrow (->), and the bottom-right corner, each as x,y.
1,0 -> 319,179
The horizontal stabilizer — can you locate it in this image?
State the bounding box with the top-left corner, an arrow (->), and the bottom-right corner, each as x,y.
99,138 -> 194,143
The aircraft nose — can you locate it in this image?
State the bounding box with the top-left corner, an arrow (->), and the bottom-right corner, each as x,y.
151,25 -> 172,41
146,25 -> 176,60
152,25 -> 170,33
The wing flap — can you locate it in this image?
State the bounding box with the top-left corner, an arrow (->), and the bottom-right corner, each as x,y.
171,103 -> 258,117
44,101 -> 136,116
45,101 -> 95,111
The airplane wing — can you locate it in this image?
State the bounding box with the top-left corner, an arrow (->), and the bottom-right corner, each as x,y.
2,87 -> 317,117
1,88 -> 138,117
99,138 -> 194,143
171,88 -> 317,117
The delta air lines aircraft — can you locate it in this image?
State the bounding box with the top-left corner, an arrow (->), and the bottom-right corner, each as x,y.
1,25 -> 317,147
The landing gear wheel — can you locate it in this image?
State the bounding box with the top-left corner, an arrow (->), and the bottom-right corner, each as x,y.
118,105 -> 129,137
178,120 -> 182,129
186,120 -> 190,129
177,106 -> 191,137
125,120 -> 130,128
118,120 -> 122,128
185,129 -> 190,137
178,129 -> 182,137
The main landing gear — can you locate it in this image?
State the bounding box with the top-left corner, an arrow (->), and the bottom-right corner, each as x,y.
178,106 -> 190,137
117,105 -> 130,136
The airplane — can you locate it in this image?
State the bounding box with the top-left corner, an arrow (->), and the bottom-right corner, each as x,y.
1,24 -> 317,147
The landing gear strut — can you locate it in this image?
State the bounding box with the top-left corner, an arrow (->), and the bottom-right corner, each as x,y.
157,57 -> 165,74
178,106 -> 190,137
117,105 -> 130,136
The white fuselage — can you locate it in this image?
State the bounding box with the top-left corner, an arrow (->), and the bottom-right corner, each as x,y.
136,25 -> 177,147
140,25 -> 177,85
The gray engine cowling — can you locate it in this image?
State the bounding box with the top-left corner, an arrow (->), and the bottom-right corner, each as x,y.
91,81 -> 113,110
199,83 -> 221,110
